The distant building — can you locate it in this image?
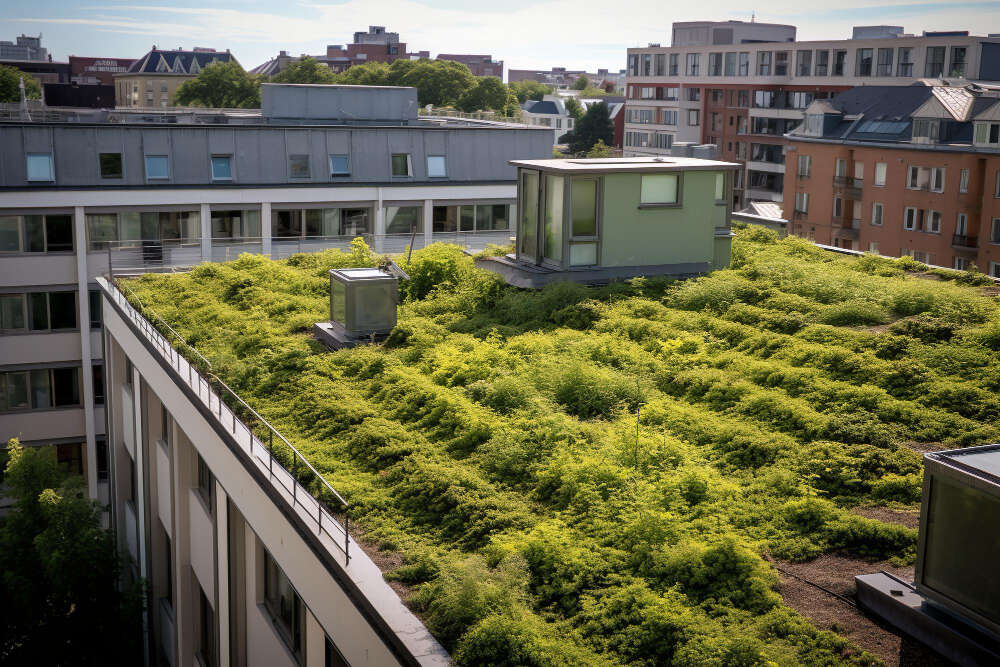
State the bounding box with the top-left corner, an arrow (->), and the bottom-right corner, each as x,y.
252,26 -> 429,77
0,58 -> 70,84
0,34 -> 47,61
114,47 -> 239,108
509,67 -> 587,89
784,82 -> 1000,277
42,82 -> 116,108
69,56 -> 134,85
521,95 -> 574,144
436,54 -> 503,78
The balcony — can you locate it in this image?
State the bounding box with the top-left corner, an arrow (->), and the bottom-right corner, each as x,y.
793,210 -> 807,220
833,176 -> 863,200
952,235 -> 978,251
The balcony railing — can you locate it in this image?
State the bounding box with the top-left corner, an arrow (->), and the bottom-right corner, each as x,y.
952,234 -> 978,250
103,277 -> 352,562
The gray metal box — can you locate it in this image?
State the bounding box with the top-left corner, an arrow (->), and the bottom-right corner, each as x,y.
329,268 -> 399,338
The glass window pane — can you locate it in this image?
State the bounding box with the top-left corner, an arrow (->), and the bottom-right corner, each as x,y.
519,171 -> 539,259
86,214 -> 118,250
28,292 -> 48,330
6,372 -> 29,410
119,212 -> 142,243
24,215 -> 45,252
99,153 -> 123,178
432,206 -> 457,233
274,210 -> 301,238
26,154 -> 54,181
0,216 -> 19,252
52,367 -> 79,406
243,210 -> 261,238
89,289 -> 102,328
289,154 -> 310,179
543,174 -> 564,262
391,154 -> 410,176
385,206 -> 422,234
145,155 -> 169,179
570,242 -> 597,266
571,178 -> 597,237
0,295 -> 25,330
427,156 -> 446,178
49,291 -> 77,329
340,209 -> 369,236
330,281 -> 346,326
329,155 -> 350,176
30,369 -> 50,408
640,174 -> 678,204
460,206 -> 475,232
211,156 -> 232,180
45,215 -> 73,251
715,173 -> 725,201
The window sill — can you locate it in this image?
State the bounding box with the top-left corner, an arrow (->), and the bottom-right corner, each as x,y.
0,328 -> 81,336
638,202 -> 681,209
0,404 -> 83,415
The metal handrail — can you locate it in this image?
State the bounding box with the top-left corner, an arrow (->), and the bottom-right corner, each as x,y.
106,276 -> 351,560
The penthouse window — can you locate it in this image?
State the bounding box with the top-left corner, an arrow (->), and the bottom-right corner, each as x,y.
897,48 -> 914,76
0,367 -> 80,412
0,291 -> 77,332
210,155 -> 232,181
738,52 -> 749,76
833,50 -> 847,76
426,155 -> 447,178
855,48 -> 873,76
99,152 -> 123,179
876,48 -> 894,76
950,47 -> 967,77
329,155 -> 350,177
0,214 -> 73,253
925,46 -> 946,77
668,54 -> 678,76
814,50 -> 829,76
26,153 -> 54,182
685,53 -> 700,76
757,51 -> 771,76
628,54 -> 639,76
724,52 -> 737,76
708,53 -> 722,76
642,54 -> 652,76
655,54 -> 665,76
144,155 -> 169,180
288,154 -> 310,179
391,153 -> 412,177
774,51 -> 789,76
796,50 -> 812,76
976,122 -> 1000,146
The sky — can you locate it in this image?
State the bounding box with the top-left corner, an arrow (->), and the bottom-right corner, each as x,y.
4,0 -> 1000,74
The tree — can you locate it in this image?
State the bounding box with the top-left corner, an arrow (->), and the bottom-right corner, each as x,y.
270,56 -> 337,84
564,96 -> 583,122
586,139 -> 614,158
508,80 -> 552,104
0,439 -> 142,664
502,88 -> 521,117
456,76 -> 508,113
578,86 -> 608,98
395,59 -> 476,107
0,64 -> 41,103
174,60 -> 261,108
335,61 -> 392,86
571,75 -> 589,90
563,101 -> 614,154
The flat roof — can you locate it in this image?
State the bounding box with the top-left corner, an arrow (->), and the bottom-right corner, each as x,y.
509,156 -> 741,174
934,444 -> 1000,483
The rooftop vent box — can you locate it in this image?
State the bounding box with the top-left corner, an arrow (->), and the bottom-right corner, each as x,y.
314,267 -> 402,349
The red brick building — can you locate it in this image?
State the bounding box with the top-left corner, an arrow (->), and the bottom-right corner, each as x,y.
68,56 -> 134,85
436,54 -> 502,78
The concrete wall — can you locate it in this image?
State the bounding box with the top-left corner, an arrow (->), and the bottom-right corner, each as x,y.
600,170 -> 728,267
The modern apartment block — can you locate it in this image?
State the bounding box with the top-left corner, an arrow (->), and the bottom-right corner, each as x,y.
624,20 -> 1000,207
0,83 -> 550,512
783,83 -> 1000,276
0,34 -> 48,61
114,47 -> 239,108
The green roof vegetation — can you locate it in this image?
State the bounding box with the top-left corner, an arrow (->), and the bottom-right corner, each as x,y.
125,230 -> 1000,665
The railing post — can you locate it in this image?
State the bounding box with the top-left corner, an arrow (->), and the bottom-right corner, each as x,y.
292,455 -> 298,503
345,511 -> 350,562
268,430 -> 273,477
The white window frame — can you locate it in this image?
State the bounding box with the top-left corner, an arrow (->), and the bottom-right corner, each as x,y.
874,162 -> 887,186
930,167 -> 945,193
959,168 -> 969,193
390,153 -> 412,178
926,210 -> 942,234
210,155 -> 233,181
144,155 -> 169,180
797,154 -> 811,177
329,154 -> 350,177
871,202 -> 883,226
903,207 -> 918,231
956,212 -> 968,236
26,153 -> 55,182
426,155 -> 447,178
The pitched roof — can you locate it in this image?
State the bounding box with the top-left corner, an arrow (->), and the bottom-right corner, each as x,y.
522,100 -> 561,115
127,48 -> 236,74
741,201 -> 785,220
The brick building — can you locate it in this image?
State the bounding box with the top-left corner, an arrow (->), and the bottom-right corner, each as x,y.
69,56 -> 134,85
784,84 -> 1000,277
435,54 -> 503,78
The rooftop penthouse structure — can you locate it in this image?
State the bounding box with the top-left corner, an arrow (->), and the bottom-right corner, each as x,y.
477,155 -> 738,286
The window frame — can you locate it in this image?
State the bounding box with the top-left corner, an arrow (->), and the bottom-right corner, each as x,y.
288,154 -> 311,179
426,155 -> 447,178
25,152 -> 55,182
926,209 -> 942,234
871,202 -> 883,226
262,547 -> 305,661
874,162 -> 887,187
210,154 -> 233,182
144,154 -> 170,180
98,152 -> 124,179
639,172 -> 681,208
904,206 -> 918,231
329,154 -> 350,177
390,153 -> 412,178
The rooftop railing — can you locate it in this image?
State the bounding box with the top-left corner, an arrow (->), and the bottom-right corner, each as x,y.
103,276 -> 352,562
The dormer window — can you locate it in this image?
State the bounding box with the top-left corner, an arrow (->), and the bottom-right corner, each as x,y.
912,119 -> 939,143
974,121 -> 1000,146
803,113 -> 824,135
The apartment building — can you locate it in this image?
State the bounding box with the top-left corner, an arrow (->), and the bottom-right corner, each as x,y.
0,34 -> 48,61
784,84 -> 1000,277
98,275 -> 449,665
253,27 -> 431,77
435,54 -> 503,78
114,47 -> 239,108
521,95 -> 575,144
624,20 -> 1000,207
0,83 -> 551,513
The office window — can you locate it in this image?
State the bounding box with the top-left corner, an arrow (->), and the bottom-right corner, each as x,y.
384,206 -> 423,234
874,162 -> 887,186
144,155 -> 169,180
872,202 -> 883,226
640,174 -> 679,205
56,443 -> 83,476
833,50 -> 847,76
426,155 -> 447,178
686,53 -> 700,76
930,167 -> 945,193
927,210 -> 942,233
0,214 -> 72,253
796,50 -> 812,76
814,50 -> 829,76
794,191 -> 809,213
774,51 -> 789,76
99,153 -> 123,179
897,48 -> 914,76
950,46 -> 967,77
925,46 -> 946,77
288,154 -> 310,179
757,51 -> 771,76
958,168 -> 969,193
210,155 -> 232,181
709,53 -> 722,76
197,453 -> 212,505
669,53 -> 678,76
797,155 -> 811,177
724,52 -> 737,76
329,155 -> 350,176
0,367 -> 80,411
856,48 -> 873,76
687,109 -> 699,126
904,207 -> 918,230
738,52 -> 750,76
390,153 -> 411,177
263,548 -> 304,659
26,153 -> 54,182
876,48 -> 894,76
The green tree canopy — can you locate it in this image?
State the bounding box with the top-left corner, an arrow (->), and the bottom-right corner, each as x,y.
564,101 -> 614,154
270,56 -> 337,84
396,59 -> 476,107
586,139 -> 614,158
0,439 -> 142,663
456,76 -> 508,113
174,60 -> 261,108
508,80 -> 552,104
564,96 -> 583,122
578,86 -> 608,98
0,65 -> 41,103
570,74 -> 589,90
335,60 -> 392,86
